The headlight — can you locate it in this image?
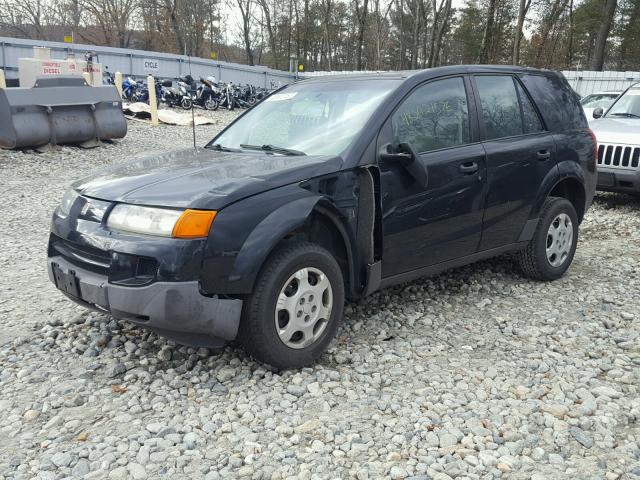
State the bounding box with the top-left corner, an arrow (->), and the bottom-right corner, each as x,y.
107,204 -> 216,238
59,189 -> 80,217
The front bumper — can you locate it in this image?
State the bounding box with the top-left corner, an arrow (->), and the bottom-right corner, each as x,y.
48,255 -> 242,347
597,167 -> 640,194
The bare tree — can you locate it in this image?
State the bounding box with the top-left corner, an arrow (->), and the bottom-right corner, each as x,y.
354,0 -> 369,70
0,0 -> 54,39
236,0 -> 255,65
512,0 -> 533,64
428,0 -> 451,67
478,0 -> 497,63
82,0 -> 136,47
256,0 -> 278,68
590,0 -> 617,70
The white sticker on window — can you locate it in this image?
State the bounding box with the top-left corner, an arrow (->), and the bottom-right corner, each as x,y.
627,89 -> 640,96
266,91 -> 298,102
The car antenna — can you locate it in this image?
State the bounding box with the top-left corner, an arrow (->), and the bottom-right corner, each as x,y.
187,51 -> 197,150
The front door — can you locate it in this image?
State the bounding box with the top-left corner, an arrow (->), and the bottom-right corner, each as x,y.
379,76 -> 487,278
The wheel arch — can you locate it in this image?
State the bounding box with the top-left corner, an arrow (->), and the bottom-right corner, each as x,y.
227,196 -> 358,298
532,163 -> 588,223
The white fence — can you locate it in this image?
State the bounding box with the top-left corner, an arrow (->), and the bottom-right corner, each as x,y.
302,69 -> 640,97
562,70 -> 640,96
0,36 -> 296,88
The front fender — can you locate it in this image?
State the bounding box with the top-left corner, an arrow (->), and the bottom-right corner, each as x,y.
229,195 -> 322,286
199,184 -> 320,295
199,173 -> 365,297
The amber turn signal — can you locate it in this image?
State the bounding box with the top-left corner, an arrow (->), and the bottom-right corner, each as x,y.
172,209 -> 217,239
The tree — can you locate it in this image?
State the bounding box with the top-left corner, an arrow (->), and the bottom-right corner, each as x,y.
478,0 -> 498,63
236,0 -> 255,65
354,0 -> 370,69
512,0 -> 533,64
589,0 -> 617,69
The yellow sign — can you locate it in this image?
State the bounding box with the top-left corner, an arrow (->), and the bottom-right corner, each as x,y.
63,35 -> 73,43
210,52 -> 218,60
298,64 -> 304,72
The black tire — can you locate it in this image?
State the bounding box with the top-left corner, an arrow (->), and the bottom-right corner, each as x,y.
180,97 -> 192,110
204,98 -> 219,111
518,197 -> 579,281
238,241 -> 345,369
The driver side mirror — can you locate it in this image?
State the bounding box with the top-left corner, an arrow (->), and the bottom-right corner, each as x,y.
593,107 -> 604,119
379,142 -> 428,188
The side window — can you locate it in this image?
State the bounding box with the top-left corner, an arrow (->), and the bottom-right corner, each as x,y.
391,77 -> 470,153
475,75 -> 523,140
516,81 -> 544,133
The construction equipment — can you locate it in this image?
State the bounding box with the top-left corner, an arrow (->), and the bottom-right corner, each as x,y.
0,76 -> 127,149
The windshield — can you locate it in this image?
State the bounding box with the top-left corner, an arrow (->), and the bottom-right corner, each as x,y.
581,93 -> 618,109
606,87 -> 640,118
210,79 -> 400,156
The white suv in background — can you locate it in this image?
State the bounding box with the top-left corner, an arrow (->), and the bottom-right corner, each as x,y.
581,91 -> 621,120
590,83 -> 640,194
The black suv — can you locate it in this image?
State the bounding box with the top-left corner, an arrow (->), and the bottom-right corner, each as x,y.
48,66 -> 597,368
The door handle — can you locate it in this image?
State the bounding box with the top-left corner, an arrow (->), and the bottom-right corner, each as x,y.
537,150 -> 551,161
459,161 -> 478,174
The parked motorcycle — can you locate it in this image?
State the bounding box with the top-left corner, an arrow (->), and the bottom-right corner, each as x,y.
192,76 -> 219,110
133,78 -> 163,107
161,79 -> 192,109
121,76 -> 138,101
216,81 -> 236,110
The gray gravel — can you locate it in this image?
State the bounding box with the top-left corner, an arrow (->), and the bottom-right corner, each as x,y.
1,114 -> 639,479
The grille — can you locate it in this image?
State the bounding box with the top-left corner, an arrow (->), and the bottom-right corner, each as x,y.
50,235 -> 111,275
597,144 -> 640,169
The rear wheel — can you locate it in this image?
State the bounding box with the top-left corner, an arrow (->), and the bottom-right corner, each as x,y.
238,241 -> 344,369
518,197 -> 579,281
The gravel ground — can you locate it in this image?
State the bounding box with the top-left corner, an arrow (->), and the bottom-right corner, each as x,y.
0,113 -> 639,480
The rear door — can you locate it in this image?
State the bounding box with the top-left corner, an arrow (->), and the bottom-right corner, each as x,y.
472,74 -> 557,251
379,76 -> 487,277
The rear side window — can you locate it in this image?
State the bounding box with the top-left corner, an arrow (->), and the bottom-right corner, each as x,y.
391,77 -> 470,153
475,76 -> 523,140
516,82 -> 544,133
519,73 -> 587,131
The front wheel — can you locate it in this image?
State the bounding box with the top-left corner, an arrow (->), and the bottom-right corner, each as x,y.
238,241 -> 344,369
180,97 -> 193,110
204,98 -> 219,111
518,197 -> 579,281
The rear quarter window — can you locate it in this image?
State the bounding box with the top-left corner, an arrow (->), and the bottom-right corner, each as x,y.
519,73 -> 587,131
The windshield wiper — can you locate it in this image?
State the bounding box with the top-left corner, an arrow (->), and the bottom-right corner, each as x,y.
206,143 -> 241,152
240,144 -> 306,156
609,112 -> 640,118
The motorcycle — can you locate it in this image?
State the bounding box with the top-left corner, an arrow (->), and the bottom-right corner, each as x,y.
121,76 -> 139,101
161,79 -> 192,109
192,77 -> 219,110
133,78 -> 163,107
216,82 -> 236,110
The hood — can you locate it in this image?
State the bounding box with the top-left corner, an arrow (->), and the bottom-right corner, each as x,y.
73,148 -> 343,210
590,117 -> 640,145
